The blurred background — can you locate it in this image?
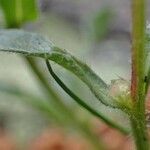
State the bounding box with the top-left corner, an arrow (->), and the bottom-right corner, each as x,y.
0,0 -> 149,149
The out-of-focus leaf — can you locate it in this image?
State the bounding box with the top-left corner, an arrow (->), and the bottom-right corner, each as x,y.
0,29 -> 118,108
0,0 -> 38,28
0,83 -> 69,124
0,83 -> 108,149
92,8 -> 113,40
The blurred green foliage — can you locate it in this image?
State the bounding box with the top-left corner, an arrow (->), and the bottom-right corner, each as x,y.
0,0 -> 38,28
92,8 -> 113,40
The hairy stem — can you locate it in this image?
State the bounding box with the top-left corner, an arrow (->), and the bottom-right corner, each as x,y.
131,0 -> 149,149
130,111 -> 149,150
131,0 -> 146,100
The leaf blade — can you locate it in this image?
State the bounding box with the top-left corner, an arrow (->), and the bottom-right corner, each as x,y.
0,29 -> 118,108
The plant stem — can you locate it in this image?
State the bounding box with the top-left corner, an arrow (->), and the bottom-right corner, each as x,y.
130,111 -> 149,150
131,0 -> 146,100
131,0 -> 149,149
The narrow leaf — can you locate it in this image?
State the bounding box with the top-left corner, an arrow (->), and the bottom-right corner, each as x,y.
46,60 -> 129,134
0,29 -> 118,108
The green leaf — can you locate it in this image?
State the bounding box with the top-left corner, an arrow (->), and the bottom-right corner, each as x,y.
0,0 -> 38,28
0,30 -> 131,135
0,29 -> 118,108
